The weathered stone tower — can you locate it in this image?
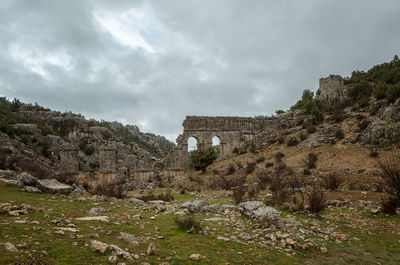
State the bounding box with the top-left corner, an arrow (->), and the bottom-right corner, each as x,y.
316,75 -> 348,104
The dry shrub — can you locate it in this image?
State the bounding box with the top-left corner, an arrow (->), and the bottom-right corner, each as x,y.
331,106 -> 345,122
275,152 -> 285,162
270,161 -> 290,205
256,156 -> 266,163
212,169 -> 219,175
212,166 -> 246,190
287,137 -> 299,146
175,177 -> 201,193
226,164 -> 236,175
287,175 -> 307,210
270,175 -> 289,205
377,152 -> 400,214
322,172 -> 344,191
56,171 -> 76,185
188,174 -> 204,185
255,170 -> 273,189
304,151 -> 318,169
233,186 -> 246,205
137,189 -> 174,202
358,120 -> 371,131
277,135 -> 285,144
265,162 -> 274,168
307,185 -> 326,215
246,162 -> 256,174
174,215 -> 202,233
369,148 -> 379,157
247,184 -> 259,200
91,178 -> 127,199
306,124 -> 317,134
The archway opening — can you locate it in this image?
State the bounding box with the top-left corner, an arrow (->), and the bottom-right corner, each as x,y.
212,136 -> 220,154
187,137 -> 198,152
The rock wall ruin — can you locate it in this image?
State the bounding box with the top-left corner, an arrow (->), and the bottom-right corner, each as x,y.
164,116 -> 277,171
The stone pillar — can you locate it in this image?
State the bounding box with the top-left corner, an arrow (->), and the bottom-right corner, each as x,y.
60,144 -> 79,174
99,144 -> 116,173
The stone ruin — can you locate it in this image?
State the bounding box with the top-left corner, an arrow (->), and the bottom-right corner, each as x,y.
315,75 -> 348,104
59,144 -> 79,174
164,116 -> 277,173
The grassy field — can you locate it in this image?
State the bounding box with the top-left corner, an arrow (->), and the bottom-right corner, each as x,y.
1,183 -> 400,265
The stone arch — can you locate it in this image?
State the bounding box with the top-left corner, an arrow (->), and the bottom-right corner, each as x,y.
187,136 -> 198,152
212,135 -> 221,154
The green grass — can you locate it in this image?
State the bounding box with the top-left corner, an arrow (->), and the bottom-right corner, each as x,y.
1,183 -> 400,264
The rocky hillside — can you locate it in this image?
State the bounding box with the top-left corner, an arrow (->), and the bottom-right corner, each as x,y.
0,99 -> 175,182
248,55 -> 400,153
186,56 -> 400,197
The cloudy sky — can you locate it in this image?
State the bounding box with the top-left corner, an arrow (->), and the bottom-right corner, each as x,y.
0,0 -> 399,141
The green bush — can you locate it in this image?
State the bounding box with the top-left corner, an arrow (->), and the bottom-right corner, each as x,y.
79,140 -> 95,156
373,81 -> 389,99
348,80 -> 372,102
189,144 -> 218,172
385,84 -> 400,103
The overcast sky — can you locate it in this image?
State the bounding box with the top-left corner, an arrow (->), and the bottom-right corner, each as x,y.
0,0 -> 399,141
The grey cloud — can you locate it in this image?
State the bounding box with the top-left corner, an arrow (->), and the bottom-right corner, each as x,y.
1,0 -> 400,141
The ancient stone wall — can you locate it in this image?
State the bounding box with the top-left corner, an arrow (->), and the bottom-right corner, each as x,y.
164,116 -> 277,171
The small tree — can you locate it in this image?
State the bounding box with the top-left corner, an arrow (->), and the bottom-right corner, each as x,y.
189,143 -> 218,173
378,152 -> 400,214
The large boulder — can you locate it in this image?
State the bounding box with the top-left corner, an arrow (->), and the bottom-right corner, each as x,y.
37,179 -> 72,195
182,199 -> 209,213
0,178 -> 24,188
360,121 -> 400,147
17,172 -> 37,186
239,201 -> 283,228
0,170 -> 18,179
379,98 -> 400,122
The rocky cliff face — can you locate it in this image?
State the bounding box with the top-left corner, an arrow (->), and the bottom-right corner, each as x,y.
0,98 -> 175,186
251,98 -> 400,153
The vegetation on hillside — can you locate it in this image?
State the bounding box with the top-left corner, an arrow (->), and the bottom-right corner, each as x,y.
290,55 -> 400,120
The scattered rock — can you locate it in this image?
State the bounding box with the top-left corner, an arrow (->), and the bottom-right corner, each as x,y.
189,254 -> 202,261
239,201 -> 283,228
4,242 -> 18,252
238,232 -> 252,241
182,199 -> 209,213
76,216 -> 110,222
0,178 -> 24,188
109,244 -> 133,261
217,236 -> 230,242
23,186 -> 41,193
108,255 -> 118,264
147,242 -> 156,255
89,207 -> 106,216
91,240 -> 109,254
128,198 -> 145,205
